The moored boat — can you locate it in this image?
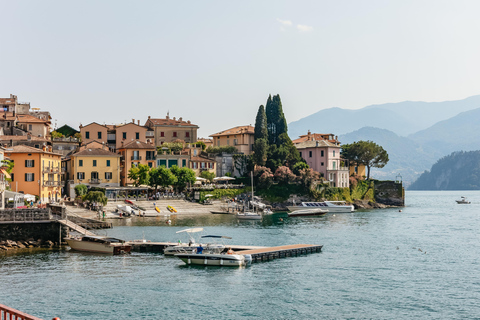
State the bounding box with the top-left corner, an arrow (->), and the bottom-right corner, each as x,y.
65,235 -> 131,254
456,196 -> 471,204
287,201 -> 354,213
164,228 -> 204,256
287,208 -> 328,217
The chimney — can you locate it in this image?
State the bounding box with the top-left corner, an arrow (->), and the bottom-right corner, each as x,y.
173,117 -> 176,121
166,113 -> 169,120
132,119 -> 135,124
48,145 -> 52,152
137,120 -> 140,125
102,142 -> 105,150
27,133 -> 31,141
42,145 -> 46,151
148,116 -> 151,119
179,117 -> 182,121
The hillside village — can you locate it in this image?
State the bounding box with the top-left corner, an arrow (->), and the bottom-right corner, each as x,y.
0,93 -> 367,207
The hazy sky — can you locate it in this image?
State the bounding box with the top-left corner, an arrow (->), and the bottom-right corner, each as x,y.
1,0 -> 480,137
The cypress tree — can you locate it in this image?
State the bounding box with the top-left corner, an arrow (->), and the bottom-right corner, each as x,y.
265,94 -> 288,146
254,105 -> 268,141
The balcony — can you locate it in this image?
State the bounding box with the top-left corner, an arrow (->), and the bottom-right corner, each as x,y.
43,167 -> 59,173
89,179 -> 101,184
145,155 -> 156,161
131,156 -> 142,161
43,181 -> 61,187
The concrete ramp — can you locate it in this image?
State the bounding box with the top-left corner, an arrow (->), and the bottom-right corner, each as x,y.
58,219 -> 96,236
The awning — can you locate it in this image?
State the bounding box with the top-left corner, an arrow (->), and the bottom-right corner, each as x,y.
0,168 -> 10,179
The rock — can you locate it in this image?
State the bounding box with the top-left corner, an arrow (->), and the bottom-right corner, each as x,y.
0,241 -> 5,246
44,240 -> 54,248
17,243 -> 26,249
6,240 -> 17,247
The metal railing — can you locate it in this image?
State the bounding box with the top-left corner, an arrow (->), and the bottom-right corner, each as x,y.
0,303 -> 44,320
43,181 -> 61,187
131,156 -> 142,160
89,178 -> 101,184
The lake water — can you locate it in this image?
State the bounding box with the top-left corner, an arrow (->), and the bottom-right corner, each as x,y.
2,191 -> 480,319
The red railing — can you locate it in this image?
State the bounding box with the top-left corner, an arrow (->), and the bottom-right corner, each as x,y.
0,303 -> 58,320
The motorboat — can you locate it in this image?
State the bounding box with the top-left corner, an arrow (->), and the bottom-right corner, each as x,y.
456,196 -> 471,204
287,208 -> 328,217
174,235 -> 251,267
164,228 -> 204,256
65,235 -> 131,254
287,201 -> 354,213
115,204 -> 135,216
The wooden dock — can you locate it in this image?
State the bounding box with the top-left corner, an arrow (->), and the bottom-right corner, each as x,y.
58,220 -> 96,236
235,244 -> 323,263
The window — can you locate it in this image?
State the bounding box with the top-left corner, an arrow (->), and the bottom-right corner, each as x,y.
34,144 -> 40,148
182,159 -> 187,167
93,160 -> 97,167
77,172 -> 85,180
97,132 -> 102,139
25,173 -> 35,182
158,159 -> 167,167
135,132 -> 139,139
321,162 -> 324,166
333,162 -> 336,169
354,166 -> 358,173
106,160 -> 111,167
123,132 -> 127,139
186,132 -> 190,138
85,131 -> 90,139
309,151 -> 312,158
105,172 -> 112,180
25,160 -> 34,167
79,160 -> 83,167
333,150 -> 336,157
217,140 -> 220,147
321,150 -> 324,157
133,151 -> 139,160
173,132 -> 177,137
227,139 -> 230,145
299,152 -> 302,158
28,124 -> 32,131
160,132 -> 164,137
91,172 -> 99,180
193,149 -> 197,156
233,139 -> 238,145
11,173 -> 14,181
148,162 -> 153,168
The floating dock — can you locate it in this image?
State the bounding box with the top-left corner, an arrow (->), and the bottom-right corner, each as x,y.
236,244 -> 323,263
127,241 -> 322,263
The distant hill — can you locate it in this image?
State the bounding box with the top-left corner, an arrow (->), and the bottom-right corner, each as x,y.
409,107 -> 480,155
409,151 -> 480,190
288,95 -> 480,139
339,127 -> 440,185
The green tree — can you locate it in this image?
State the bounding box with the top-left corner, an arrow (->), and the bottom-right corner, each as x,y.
170,165 -> 196,191
74,184 -> 88,197
254,105 -> 268,140
292,162 -> 309,175
233,154 -> 253,177
50,131 -> 63,139
200,170 -> 215,182
74,132 -> 82,142
150,166 -> 177,192
252,138 -> 268,166
205,146 -> 237,154
128,164 -> 150,187
265,94 -> 288,146
84,191 -> 108,206
341,140 -> 389,180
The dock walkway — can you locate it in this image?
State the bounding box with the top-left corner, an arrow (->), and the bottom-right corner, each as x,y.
127,241 -> 264,253
58,220 -> 96,236
236,244 -> 323,263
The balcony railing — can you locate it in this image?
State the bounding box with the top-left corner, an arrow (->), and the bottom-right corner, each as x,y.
43,181 -> 61,187
131,156 -> 142,160
43,167 -> 59,173
326,166 -> 349,171
89,179 -> 101,184
145,155 -> 156,160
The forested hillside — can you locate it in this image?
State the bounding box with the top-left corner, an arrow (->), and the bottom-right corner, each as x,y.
409,151 -> 480,190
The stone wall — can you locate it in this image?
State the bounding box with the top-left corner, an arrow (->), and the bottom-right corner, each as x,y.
0,221 -> 66,243
373,180 -> 405,206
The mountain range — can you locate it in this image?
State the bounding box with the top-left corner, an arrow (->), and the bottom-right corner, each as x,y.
288,95 -> 480,186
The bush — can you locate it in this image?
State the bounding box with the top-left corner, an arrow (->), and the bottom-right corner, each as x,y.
74,184 -> 88,197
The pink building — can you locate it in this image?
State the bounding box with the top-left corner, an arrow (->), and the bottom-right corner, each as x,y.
295,140 -> 349,188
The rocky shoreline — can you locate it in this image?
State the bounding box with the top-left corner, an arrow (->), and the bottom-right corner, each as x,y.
0,239 -> 59,252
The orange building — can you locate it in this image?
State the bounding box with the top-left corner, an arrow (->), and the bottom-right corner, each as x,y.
209,125 -> 254,155
5,145 -> 62,203
118,140 -> 156,186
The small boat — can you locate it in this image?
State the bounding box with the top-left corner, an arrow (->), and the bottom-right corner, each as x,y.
155,206 -> 161,213
287,201 -> 354,213
456,196 -> 471,204
287,208 -> 328,217
125,199 -> 134,205
116,204 -> 135,216
167,205 -> 177,213
164,228 -> 204,256
65,235 -> 131,254
174,235 -> 251,267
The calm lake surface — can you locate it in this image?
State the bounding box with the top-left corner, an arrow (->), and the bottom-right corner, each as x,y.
2,191 -> 480,319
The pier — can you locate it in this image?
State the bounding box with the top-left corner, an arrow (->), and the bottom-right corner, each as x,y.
236,244 -> 323,263
127,241 -> 264,253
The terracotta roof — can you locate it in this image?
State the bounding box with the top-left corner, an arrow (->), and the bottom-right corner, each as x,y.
295,140 -> 339,149
72,148 -> 121,157
4,144 -> 62,156
209,125 -> 254,137
0,135 -> 49,142
146,117 -> 198,127
120,140 -> 156,149
190,155 -> 214,162
292,133 -> 338,144
16,113 -> 50,124
0,112 -> 16,121
79,122 -> 109,129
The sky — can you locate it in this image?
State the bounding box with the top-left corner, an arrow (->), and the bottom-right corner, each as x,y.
1,0 -> 480,138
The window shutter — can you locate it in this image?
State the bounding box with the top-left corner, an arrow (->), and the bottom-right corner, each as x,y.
25,160 -> 27,167
32,173 -> 34,181
32,160 -> 34,167
25,173 -> 27,181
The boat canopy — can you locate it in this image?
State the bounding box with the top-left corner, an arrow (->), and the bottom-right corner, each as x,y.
176,228 -> 204,234
201,235 -> 232,239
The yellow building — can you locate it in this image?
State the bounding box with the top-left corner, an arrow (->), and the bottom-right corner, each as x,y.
5,145 -> 62,203
349,164 -> 367,177
209,125 -> 254,155
144,114 -> 198,146
118,140 -> 156,186
67,147 -> 121,197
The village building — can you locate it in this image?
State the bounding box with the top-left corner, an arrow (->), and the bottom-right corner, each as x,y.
66,147 -> 121,197
209,125 -> 254,155
5,145 -> 62,203
118,140 -> 156,186
144,114 -> 198,147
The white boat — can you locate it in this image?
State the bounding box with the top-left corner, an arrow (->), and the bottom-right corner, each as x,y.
65,235 -> 131,254
287,208 -> 328,217
174,235 -> 251,267
164,228 -> 204,256
456,196 -> 471,204
287,201 -> 354,213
